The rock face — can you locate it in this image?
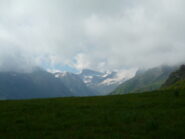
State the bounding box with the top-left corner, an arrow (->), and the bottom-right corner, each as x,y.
162,65 -> 185,88
112,65 -> 177,95
53,72 -> 96,96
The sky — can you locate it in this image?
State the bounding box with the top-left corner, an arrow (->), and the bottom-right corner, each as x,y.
0,0 -> 185,73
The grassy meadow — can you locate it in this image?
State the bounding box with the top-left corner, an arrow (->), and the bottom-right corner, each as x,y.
0,90 -> 185,139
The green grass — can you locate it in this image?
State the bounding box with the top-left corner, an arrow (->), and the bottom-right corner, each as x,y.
0,90 -> 185,139
162,80 -> 185,90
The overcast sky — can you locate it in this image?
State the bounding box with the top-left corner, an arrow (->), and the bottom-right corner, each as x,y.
0,0 -> 185,72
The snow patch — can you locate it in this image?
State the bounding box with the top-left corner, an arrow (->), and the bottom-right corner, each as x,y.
47,69 -> 62,74
99,69 -> 136,86
83,76 -> 93,83
102,71 -> 112,78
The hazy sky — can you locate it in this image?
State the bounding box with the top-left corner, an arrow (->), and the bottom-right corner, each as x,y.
0,0 -> 185,72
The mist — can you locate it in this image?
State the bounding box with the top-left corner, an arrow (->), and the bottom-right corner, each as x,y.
0,0 -> 185,72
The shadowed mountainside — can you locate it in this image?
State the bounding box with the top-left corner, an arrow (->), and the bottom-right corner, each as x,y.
0,68 -> 73,100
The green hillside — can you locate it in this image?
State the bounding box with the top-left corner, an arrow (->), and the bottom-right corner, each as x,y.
162,80 -> 185,90
162,65 -> 185,88
112,66 -> 176,95
0,89 -> 185,138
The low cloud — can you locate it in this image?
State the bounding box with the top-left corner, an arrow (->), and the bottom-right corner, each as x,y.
0,0 -> 185,72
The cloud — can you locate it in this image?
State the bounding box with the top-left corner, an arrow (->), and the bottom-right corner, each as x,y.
0,0 -> 185,72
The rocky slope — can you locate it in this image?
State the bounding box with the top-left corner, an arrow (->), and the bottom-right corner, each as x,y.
78,69 -> 135,95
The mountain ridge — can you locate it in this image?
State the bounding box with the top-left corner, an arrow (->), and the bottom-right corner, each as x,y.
54,71 -> 96,96
111,65 -> 177,95
78,69 -> 135,95
161,65 -> 185,89
0,69 -> 73,100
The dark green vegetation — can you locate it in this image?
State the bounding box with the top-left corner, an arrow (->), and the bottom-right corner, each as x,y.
163,80 -> 185,90
112,66 -> 176,95
162,65 -> 185,88
0,89 -> 185,138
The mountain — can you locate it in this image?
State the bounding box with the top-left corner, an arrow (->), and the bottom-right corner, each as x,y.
161,65 -> 185,89
78,69 -> 134,95
0,68 -> 73,100
53,72 -> 96,96
0,67 -> 133,99
112,65 -> 177,95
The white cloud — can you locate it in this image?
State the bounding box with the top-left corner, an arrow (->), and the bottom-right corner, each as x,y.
0,0 -> 185,72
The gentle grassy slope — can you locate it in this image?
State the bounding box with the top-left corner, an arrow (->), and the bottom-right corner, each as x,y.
0,90 -> 185,138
